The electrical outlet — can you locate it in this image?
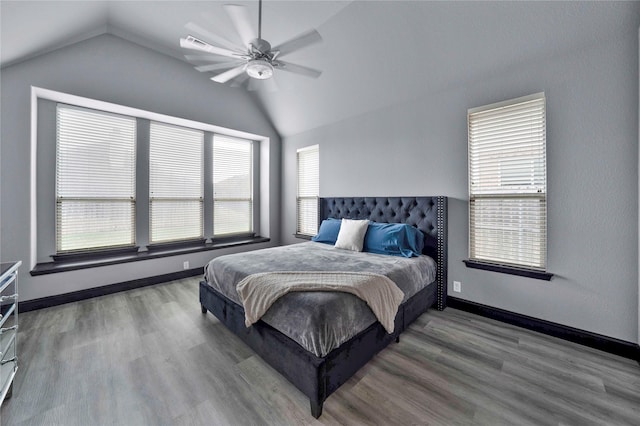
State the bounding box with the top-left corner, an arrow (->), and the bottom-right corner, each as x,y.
453,281 -> 461,293
183,261 -> 190,270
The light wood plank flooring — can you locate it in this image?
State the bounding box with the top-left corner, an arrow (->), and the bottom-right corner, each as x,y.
2,277 -> 639,425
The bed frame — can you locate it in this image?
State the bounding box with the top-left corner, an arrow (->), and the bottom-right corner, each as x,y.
199,196 -> 448,418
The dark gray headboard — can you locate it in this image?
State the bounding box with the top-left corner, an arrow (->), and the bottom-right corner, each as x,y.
319,196 -> 448,310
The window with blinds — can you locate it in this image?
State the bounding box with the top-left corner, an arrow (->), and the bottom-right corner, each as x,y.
56,105 -> 136,253
213,135 -> 253,237
296,145 -> 319,236
468,93 -> 547,270
149,122 -> 204,243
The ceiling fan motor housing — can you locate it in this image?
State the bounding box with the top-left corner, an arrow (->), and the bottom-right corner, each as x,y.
250,38 -> 272,55
246,38 -> 275,79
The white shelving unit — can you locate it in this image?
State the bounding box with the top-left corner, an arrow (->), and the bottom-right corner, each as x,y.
0,261 -> 21,406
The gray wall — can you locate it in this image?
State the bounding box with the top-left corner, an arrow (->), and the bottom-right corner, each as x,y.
1,34 -> 281,302
282,28 -> 639,343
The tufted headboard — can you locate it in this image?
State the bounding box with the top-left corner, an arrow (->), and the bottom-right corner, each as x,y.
319,196 -> 448,310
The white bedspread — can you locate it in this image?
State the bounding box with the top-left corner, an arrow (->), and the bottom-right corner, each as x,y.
236,271 -> 405,333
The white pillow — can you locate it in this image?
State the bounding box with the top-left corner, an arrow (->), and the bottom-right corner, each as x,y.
334,219 -> 369,252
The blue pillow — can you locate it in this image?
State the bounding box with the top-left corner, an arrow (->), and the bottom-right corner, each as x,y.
311,218 -> 342,244
364,222 -> 424,258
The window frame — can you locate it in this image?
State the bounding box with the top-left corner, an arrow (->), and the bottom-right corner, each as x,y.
212,134 -> 255,239
466,92 -> 551,278
148,121 -> 205,244
296,144 -> 319,238
55,104 -> 137,254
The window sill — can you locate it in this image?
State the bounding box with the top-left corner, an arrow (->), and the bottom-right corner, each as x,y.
463,259 -> 553,281
31,236 -> 270,276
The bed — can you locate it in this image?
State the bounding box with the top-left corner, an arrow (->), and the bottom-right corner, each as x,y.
199,196 -> 448,418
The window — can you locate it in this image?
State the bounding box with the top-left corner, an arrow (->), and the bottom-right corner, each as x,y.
213,135 -> 253,237
47,91 -> 264,264
296,145 -> 319,236
56,105 -> 136,253
468,93 -> 547,270
149,122 -> 204,244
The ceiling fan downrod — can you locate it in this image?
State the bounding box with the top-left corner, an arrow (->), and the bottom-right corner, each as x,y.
258,0 -> 262,40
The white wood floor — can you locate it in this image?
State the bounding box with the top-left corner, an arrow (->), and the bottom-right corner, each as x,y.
2,277 -> 639,425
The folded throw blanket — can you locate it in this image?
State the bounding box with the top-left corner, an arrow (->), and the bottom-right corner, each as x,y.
236,271 -> 405,333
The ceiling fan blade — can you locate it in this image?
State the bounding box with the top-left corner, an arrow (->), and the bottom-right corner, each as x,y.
180,37 -> 240,59
277,61 -> 322,79
185,22 -> 244,52
224,4 -> 256,48
272,29 -> 322,58
184,54 -> 234,62
211,64 -> 247,83
195,61 -> 245,72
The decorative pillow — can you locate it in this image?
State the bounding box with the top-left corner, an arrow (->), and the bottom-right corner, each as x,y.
334,219 -> 370,252
364,222 -> 425,257
311,218 -> 342,244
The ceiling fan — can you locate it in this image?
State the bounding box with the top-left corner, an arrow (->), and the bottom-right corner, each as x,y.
180,0 -> 323,87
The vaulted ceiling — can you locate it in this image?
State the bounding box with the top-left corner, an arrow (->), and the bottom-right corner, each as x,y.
2,1 -> 638,137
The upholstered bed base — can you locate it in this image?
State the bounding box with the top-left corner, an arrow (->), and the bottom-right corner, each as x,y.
199,196 -> 448,418
200,280 -> 436,417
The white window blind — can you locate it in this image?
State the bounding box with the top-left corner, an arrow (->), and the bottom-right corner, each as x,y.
56,105 -> 136,253
149,122 -> 204,243
296,145 -> 319,236
468,93 -> 547,270
213,135 -> 253,237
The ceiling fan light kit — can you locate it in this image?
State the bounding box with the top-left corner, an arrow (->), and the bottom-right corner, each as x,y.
180,0 -> 322,87
246,59 -> 273,80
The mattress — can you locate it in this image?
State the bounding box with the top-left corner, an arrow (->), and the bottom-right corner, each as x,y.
204,242 -> 437,357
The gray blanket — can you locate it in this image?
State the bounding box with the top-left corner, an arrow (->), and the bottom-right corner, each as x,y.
237,271 -> 405,333
204,242 -> 436,357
